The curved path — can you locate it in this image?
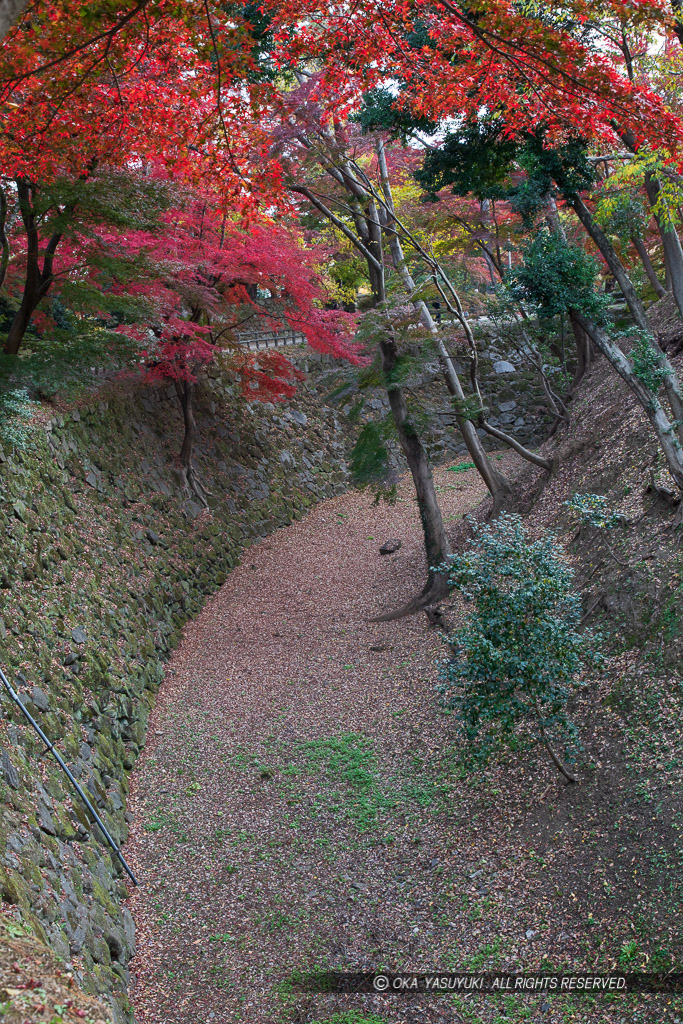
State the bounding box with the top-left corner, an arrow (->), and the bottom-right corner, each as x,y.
126,457 -> 536,1024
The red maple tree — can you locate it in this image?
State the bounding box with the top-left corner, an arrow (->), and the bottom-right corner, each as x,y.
96,186 -> 359,499
266,0 -> 683,154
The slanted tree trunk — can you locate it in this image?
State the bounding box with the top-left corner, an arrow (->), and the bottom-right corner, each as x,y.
421,265 -> 550,484
533,700 -> 578,783
572,310 -> 683,493
613,127 -> 683,314
375,141 -> 520,508
386,235 -> 515,507
643,172 -> 683,319
567,193 -> 683,460
631,236 -> 666,299
5,298 -> 35,355
570,194 -> 651,333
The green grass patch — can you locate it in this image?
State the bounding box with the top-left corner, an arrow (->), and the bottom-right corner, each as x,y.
143,807 -> 174,832
277,731 -> 454,835
294,732 -> 396,832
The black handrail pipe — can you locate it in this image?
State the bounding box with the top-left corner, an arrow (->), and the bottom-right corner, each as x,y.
0,664 -> 139,886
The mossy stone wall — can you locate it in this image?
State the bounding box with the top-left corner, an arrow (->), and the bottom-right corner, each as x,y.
0,366 -> 349,1022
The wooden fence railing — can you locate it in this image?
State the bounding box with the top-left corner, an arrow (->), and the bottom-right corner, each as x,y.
236,327 -> 308,351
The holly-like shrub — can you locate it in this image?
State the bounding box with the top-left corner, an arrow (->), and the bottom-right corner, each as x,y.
564,492 -> 622,530
437,513 -> 600,781
510,228 -> 607,325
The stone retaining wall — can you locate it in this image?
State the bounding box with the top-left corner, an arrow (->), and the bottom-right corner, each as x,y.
0,367 -> 350,1022
300,341 -> 554,466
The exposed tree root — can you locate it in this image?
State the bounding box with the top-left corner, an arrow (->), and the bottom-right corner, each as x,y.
424,603 -> 449,630
580,593 -> 605,626
646,469 -> 681,507
181,461 -> 211,509
605,543 -> 629,567
645,470 -> 682,529
370,573 -> 449,623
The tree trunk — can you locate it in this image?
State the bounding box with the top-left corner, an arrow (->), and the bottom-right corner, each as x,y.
480,200 -> 498,287
379,335 -> 450,575
672,0 -> 683,47
570,195 -> 651,333
662,357 -> 683,450
5,257 -> 60,355
375,140 -> 514,508
477,419 -> 551,469
572,310 -> 683,491
372,269 -> 450,595
178,380 -> 196,469
290,164 -> 448,602
0,0 -> 29,40
534,702 -> 578,783
421,287 -> 548,481
4,300 -> 34,355
4,180 -> 39,355
568,312 -> 593,392
545,196 -> 593,392
569,193 -> 683,450
174,379 -> 208,506
4,179 -> 63,355
631,236 -> 666,299
0,188 -> 9,291
643,172 -> 683,319
413,292 -> 514,506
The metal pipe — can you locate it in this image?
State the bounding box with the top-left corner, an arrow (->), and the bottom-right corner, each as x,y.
0,665 -> 139,886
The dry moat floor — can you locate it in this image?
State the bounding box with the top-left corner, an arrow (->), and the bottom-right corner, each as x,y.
126,459 -> 681,1024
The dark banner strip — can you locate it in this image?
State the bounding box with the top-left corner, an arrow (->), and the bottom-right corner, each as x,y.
295,972 -> 683,995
